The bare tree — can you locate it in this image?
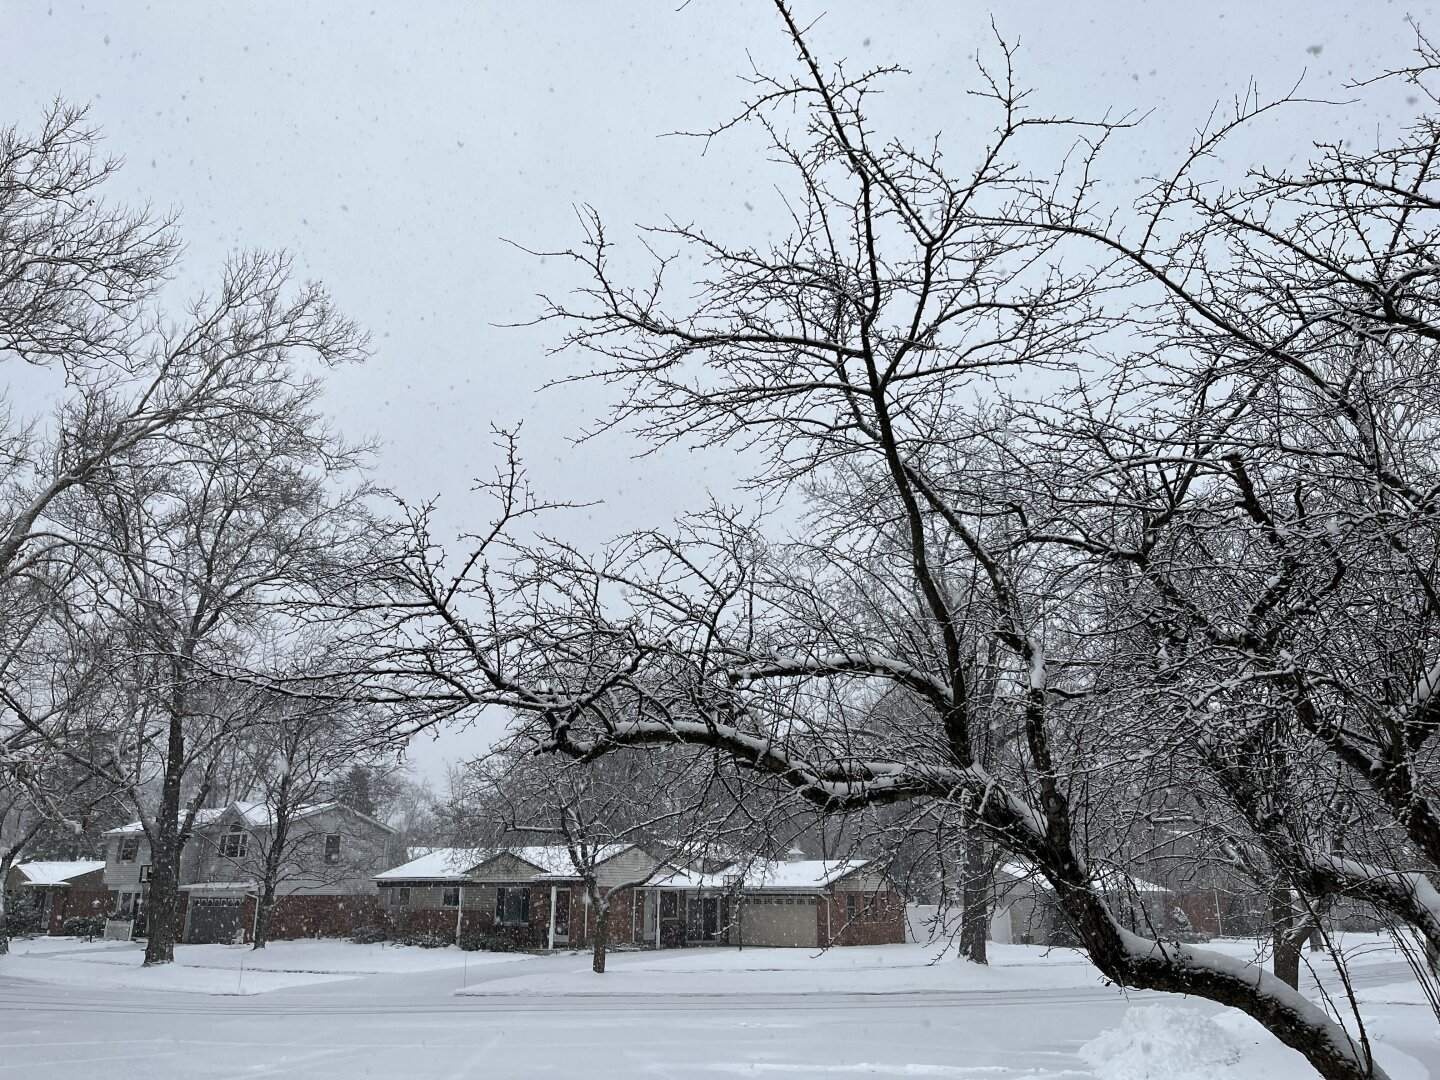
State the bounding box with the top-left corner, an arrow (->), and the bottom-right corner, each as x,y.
488,8 -> 1427,1078
0,106 -> 369,932
33,309 -> 371,965
226,689 -> 394,950
0,101 -> 175,371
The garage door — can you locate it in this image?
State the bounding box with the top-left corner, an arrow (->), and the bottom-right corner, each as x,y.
738,897 -> 818,948
187,897 -> 244,943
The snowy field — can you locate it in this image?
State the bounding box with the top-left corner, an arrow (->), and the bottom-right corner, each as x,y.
2,935 -> 1437,1079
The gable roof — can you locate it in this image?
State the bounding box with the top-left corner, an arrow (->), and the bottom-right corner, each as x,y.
375,844 -> 638,883
12,860 -> 105,886
376,847 -> 489,881
105,799 -> 395,838
478,844 -> 632,879
106,808 -> 228,836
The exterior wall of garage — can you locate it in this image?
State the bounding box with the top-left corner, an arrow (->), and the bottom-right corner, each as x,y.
821,887 -> 906,946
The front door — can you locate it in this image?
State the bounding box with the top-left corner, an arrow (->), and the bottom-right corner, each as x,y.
702,896 -> 721,940
552,888 -> 570,944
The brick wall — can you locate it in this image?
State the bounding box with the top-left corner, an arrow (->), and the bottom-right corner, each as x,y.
821,888 -> 906,946
224,893 -> 384,943
45,888 -> 116,933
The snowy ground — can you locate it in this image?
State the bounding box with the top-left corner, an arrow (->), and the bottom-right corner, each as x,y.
1,935 -> 527,995
2,935 -> 1437,1078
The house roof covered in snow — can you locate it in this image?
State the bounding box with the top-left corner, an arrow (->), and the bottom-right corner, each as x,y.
712,858 -> 869,892
490,844 -> 632,879
12,860 -> 105,886
647,858 -> 870,893
106,808 -> 227,836
105,799 -> 394,837
375,844 -> 638,883
997,861 -> 1167,894
375,848 -> 490,881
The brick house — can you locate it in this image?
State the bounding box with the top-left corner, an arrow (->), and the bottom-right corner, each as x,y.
103,800 -> 398,944
376,845 -> 906,949
3,861 -> 112,934
735,858 -> 905,947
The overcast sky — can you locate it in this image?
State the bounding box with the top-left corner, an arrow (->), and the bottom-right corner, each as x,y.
2,0 -> 1430,784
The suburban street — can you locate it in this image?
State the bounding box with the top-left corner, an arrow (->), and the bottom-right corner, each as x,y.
0,962 -> 1154,1079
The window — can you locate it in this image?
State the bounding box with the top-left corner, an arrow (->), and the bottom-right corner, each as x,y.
864,893 -> 879,920
219,823 -> 248,859
660,891 -> 679,919
324,834 -> 342,865
118,837 -> 139,863
496,886 -> 530,925
395,887 -> 410,907
443,886 -> 460,908
846,892 -> 856,922
139,864 -> 151,883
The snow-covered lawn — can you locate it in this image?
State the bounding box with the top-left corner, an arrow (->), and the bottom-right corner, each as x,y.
1,935 -> 531,995
1,935 -> 1437,1077
459,941 -> 1106,997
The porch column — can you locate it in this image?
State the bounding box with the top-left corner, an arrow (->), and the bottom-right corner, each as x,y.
455,885 -> 464,942
547,884 -> 557,950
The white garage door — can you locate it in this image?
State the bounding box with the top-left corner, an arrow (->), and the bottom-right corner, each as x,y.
738,897 -> 818,947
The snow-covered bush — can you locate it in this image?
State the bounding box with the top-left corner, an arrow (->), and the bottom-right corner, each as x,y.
458,932 -> 525,953
349,924 -> 388,944
3,890 -> 42,936
1079,1005 -> 1242,1080
61,914 -> 107,939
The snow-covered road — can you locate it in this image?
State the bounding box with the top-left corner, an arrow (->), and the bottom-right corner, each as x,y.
1,940 -> 1434,1079
0,973 -> 1147,1078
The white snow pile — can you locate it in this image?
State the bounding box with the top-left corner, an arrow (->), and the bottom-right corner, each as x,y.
1079,1005 -> 1243,1080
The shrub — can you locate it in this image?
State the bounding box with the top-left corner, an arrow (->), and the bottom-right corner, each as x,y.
62,914 -> 108,939
458,932 -> 526,952
3,891 -> 42,936
398,930 -> 451,948
350,924 -> 388,944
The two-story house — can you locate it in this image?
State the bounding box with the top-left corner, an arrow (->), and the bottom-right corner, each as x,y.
103,800 -> 398,944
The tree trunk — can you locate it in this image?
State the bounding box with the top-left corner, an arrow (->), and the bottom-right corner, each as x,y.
143,714 -> 187,966
1271,885 -> 1301,990
142,829 -> 181,965
253,781 -> 291,951
0,888 -> 9,956
957,829 -> 991,965
253,891 -> 274,950
591,896 -> 610,974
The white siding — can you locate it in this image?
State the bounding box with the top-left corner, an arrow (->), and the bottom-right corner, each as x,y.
595,848 -> 662,888
468,853 -> 547,883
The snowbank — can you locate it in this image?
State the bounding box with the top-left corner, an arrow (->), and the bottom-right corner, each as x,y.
1080,1005 -> 1242,1080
